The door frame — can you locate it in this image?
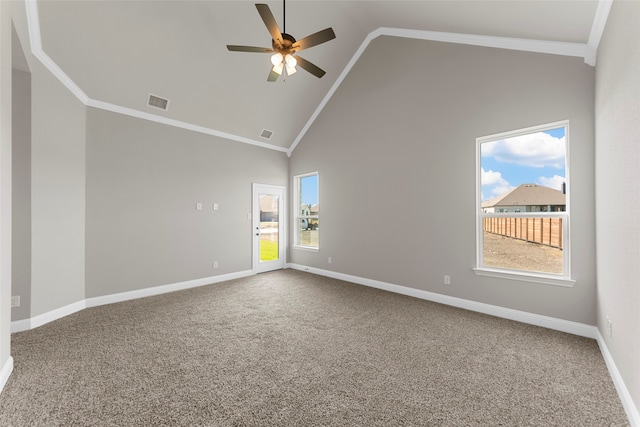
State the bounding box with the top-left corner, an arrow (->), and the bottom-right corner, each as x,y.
252,183 -> 286,273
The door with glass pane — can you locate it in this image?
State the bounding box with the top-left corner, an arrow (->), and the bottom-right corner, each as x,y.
252,184 -> 285,273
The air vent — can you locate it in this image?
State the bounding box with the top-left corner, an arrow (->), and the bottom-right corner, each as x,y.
260,129 -> 274,140
147,94 -> 169,111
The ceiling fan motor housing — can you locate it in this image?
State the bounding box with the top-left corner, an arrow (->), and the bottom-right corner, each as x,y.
274,33 -> 297,53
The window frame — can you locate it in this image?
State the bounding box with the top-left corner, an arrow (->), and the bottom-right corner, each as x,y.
474,120 -> 574,287
293,172 -> 319,251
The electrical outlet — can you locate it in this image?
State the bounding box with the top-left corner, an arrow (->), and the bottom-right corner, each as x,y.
444,275 -> 451,285
196,202 -> 203,211
328,257 -> 332,264
607,316 -> 613,338
11,296 -> 20,308
213,261 -> 219,269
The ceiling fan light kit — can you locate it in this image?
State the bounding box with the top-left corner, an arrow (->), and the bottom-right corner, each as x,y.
285,62 -> 297,76
226,2 -> 336,82
270,52 -> 284,66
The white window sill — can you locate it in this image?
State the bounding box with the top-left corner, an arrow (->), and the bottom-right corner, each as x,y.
292,245 -> 319,253
473,267 -> 575,287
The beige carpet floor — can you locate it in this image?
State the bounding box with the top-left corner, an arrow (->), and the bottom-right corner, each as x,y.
0,269 -> 629,426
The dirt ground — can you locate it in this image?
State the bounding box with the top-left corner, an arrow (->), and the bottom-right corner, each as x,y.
483,231 -> 563,274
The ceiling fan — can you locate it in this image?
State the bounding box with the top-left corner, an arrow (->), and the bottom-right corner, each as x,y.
226,2 -> 336,82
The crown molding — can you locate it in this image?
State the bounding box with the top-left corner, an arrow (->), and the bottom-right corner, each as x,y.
24,0 -> 288,154
86,99 -> 289,153
24,0 -> 610,156
287,25 -> 594,155
585,0 -> 613,66
286,28 -> 380,157
381,27 -> 589,59
26,0 -> 89,103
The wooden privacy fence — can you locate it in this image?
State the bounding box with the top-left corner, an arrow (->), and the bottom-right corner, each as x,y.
483,217 -> 563,249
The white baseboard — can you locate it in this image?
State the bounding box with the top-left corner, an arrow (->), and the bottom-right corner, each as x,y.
287,263 -> 597,338
85,270 -> 253,308
11,270 -> 254,333
11,300 -> 87,333
0,356 -> 13,395
596,330 -> 640,427
10,318 -> 31,333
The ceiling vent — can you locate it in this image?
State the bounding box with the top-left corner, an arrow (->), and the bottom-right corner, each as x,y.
147,94 -> 169,111
259,129 -> 274,140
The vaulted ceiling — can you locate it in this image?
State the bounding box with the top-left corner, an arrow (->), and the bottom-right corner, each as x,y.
27,1 -> 607,154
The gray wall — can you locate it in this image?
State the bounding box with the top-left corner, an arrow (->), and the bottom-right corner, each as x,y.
595,0 -> 640,413
6,0 -> 86,325
85,108 -> 288,297
290,36 -> 596,324
30,59 -> 86,317
11,67 -> 30,321
0,0 -> 12,373
5,0 -> 289,315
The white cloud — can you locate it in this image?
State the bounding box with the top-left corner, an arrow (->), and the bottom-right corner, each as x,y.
482,132 -> 565,169
538,174 -> 566,191
481,168 -> 508,186
481,168 -> 514,199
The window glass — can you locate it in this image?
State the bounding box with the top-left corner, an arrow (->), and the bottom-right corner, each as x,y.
295,173 -> 319,249
259,194 -> 279,262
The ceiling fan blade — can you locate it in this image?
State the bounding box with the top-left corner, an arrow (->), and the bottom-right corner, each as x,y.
292,27 -> 336,51
227,45 -> 274,53
293,55 -> 326,79
267,68 -> 280,82
255,4 -> 284,47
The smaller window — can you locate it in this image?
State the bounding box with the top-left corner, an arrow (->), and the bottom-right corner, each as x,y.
294,172 -> 319,249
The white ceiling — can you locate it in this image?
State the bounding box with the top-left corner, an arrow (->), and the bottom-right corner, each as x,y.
28,1 -> 605,153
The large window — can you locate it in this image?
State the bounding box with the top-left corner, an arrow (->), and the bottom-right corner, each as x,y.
294,172 -> 319,249
475,121 -> 573,286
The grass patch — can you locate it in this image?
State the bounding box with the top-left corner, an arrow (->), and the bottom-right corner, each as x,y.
260,240 -> 279,261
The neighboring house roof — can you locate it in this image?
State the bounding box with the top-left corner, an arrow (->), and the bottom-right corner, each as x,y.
482,184 -> 566,208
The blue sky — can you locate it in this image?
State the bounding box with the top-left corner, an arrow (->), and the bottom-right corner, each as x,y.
481,126 -> 566,201
300,174 -> 318,206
